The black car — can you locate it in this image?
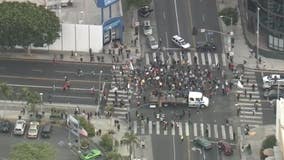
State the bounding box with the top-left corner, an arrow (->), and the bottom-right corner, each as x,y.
196,42 -> 217,52
138,5 -> 153,17
0,120 -> 11,133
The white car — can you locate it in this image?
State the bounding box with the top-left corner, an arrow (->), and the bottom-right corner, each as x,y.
147,36 -> 159,50
27,121 -> 40,138
171,35 -> 191,49
262,74 -> 281,83
13,120 -> 26,136
143,21 -> 152,35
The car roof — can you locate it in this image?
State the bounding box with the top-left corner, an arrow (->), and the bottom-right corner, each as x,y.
144,20 -> 150,25
172,35 -> 183,40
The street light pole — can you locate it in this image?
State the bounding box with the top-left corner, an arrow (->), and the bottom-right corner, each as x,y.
256,7 -> 260,59
39,93 -> 43,113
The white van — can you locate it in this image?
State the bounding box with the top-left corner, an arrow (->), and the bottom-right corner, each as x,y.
188,91 -> 209,108
14,120 -> 26,136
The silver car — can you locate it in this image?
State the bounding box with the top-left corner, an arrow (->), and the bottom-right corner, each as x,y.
147,36 -> 158,50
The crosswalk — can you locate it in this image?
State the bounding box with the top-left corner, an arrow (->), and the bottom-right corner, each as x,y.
132,121 -> 237,141
145,51 -> 227,66
107,65 -> 131,119
236,69 -> 263,128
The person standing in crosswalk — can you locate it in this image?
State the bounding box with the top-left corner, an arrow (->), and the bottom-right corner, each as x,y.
180,135 -> 184,142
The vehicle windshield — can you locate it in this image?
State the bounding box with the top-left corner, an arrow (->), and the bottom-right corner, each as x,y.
29,128 -> 37,133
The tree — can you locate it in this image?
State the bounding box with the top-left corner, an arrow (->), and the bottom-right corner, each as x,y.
100,133 -> 114,152
260,135 -> 277,160
9,142 -> 55,160
121,132 -> 139,159
20,88 -> 41,113
219,7 -> 238,26
106,151 -> 123,160
0,2 -> 60,54
0,82 -> 14,100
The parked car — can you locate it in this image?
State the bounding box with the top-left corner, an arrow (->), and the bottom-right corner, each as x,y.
138,5 -> 153,17
13,119 -> 26,136
171,35 -> 190,49
217,141 -> 233,156
0,120 -> 11,133
147,36 -> 159,50
41,124 -> 52,138
80,148 -> 102,160
192,137 -> 212,150
196,42 -> 217,52
61,0 -> 73,7
263,89 -> 284,100
143,20 -> 152,35
27,121 -> 40,138
262,74 -> 282,83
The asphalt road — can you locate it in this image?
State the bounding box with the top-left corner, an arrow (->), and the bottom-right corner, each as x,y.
0,59 -> 112,105
154,0 -> 222,52
0,126 -> 77,160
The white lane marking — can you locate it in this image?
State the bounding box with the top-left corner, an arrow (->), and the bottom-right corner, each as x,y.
240,119 -> 263,124
55,70 -> 75,74
145,53 -> 150,65
194,52 -> 199,65
201,53 -> 206,65
222,53 -> 227,66
172,121 -> 175,135
187,52 -> 192,65
156,121 -> 160,135
7,83 -> 92,91
133,121 -> 137,134
185,122 -> 189,137
32,69 -> 42,72
229,126 -> 234,140
214,124 -> 218,139
149,121 -> 152,135
173,0 -> 180,35
163,12 -> 166,20
200,123 -> 204,137
221,125 -> 226,140
178,122 -> 183,136
207,124 -> 211,138
207,53 -> 212,65
53,95 -> 93,99
193,123 -> 197,137
240,115 -> 263,119
202,14 -> 205,22
214,53 -> 219,65
180,52 -> 183,61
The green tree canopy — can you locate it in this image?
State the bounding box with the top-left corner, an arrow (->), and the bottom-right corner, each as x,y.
0,2 -> 60,50
122,132 -> 139,158
9,142 -> 55,160
20,87 -> 41,112
100,133 -> 113,152
219,7 -> 238,26
0,82 -> 14,100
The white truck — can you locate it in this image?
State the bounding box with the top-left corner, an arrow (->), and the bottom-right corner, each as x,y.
149,91 -> 209,108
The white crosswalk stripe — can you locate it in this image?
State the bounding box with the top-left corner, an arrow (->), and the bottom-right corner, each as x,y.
149,121 -> 152,135
200,123 -> 204,137
187,52 -> 192,65
133,121 -> 137,134
172,121 -> 176,135
229,126 -> 234,140
207,53 -> 212,65
194,123 -> 198,137
178,122 -> 183,136
201,53 -> 206,65
222,53 -> 227,66
194,52 -> 199,65
207,124 -> 211,138
221,125 -> 226,140
145,51 -> 227,66
214,124 -> 218,139
214,53 -> 219,65
185,122 -> 190,136
156,121 -> 160,135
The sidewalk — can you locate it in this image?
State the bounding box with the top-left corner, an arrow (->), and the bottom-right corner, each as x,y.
217,0 -> 284,71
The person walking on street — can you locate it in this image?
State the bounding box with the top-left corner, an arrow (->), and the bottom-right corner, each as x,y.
237,93 -> 240,101
237,107 -> 241,116
249,93 -> 252,100
244,89 -> 247,97
252,84 -> 255,91
254,101 -> 258,111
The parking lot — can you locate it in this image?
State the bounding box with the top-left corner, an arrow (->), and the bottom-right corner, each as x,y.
0,125 -> 77,160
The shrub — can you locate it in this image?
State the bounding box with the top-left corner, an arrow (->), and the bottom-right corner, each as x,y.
76,116 -> 95,137
100,134 -> 113,152
260,135 -> 277,160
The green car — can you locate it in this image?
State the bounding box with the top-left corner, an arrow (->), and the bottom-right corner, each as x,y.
192,137 -> 213,150
80,149 -> 102,160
